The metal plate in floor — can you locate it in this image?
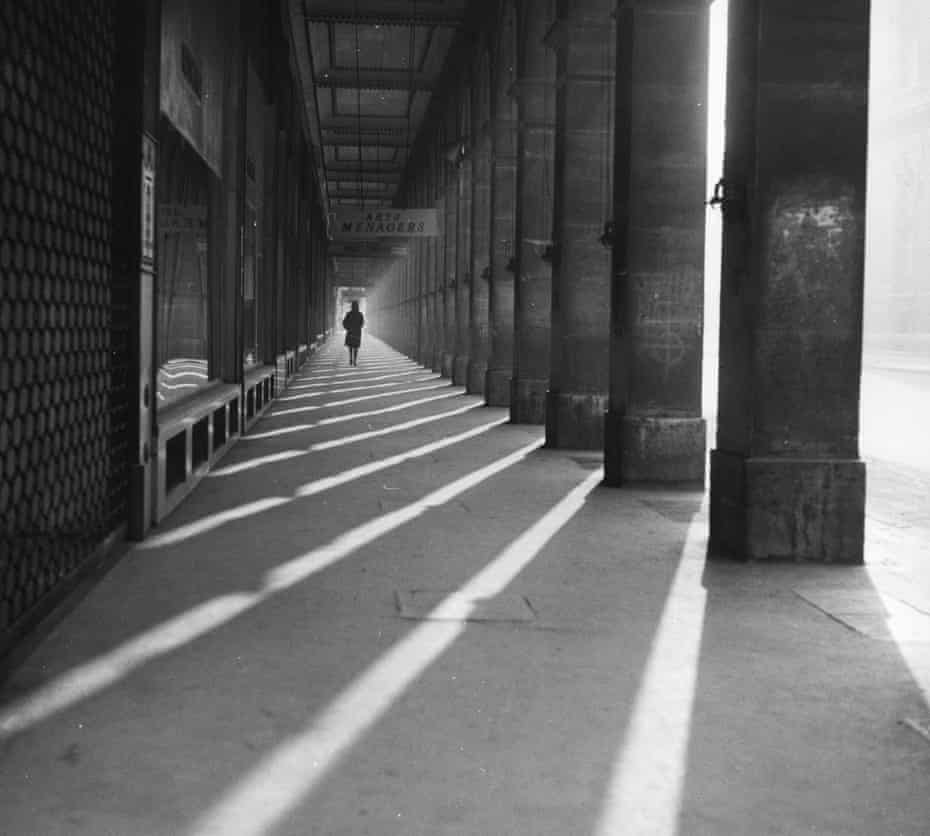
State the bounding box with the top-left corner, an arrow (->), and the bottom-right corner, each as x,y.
395,589 -> 536,623
794,586 -> 930,642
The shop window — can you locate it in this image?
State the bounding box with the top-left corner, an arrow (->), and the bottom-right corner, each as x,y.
243,201 -> 259,366
156,120 -> 212,406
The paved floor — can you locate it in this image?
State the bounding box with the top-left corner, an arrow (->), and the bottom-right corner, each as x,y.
1,338 -> 929,836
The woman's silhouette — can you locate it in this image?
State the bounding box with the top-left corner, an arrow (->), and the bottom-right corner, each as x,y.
342,301 -> 364,366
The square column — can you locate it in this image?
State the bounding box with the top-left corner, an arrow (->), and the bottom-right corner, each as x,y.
545,1 -> 616,449
709,0 -> 869,563
441,123 -> 459,379
485,8 -> 519,408
604,0 -> 709,484
511,0 -> 557,424
453,138 -> 473,385
467,50 -> 493,396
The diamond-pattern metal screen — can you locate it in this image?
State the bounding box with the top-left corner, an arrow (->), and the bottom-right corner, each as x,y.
0,1 -> 127,637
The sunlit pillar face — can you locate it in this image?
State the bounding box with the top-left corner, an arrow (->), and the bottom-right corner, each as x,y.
710,0 -> 868,563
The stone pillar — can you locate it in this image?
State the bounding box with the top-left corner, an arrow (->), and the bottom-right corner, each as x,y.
415,175 -> 429,365
486,6 -> 518,407
400,235 -> 408,353
416,239 -> 427,365
467,48 -> 493,395
425,155 -> 440,371
431,159 -> 445,372
441,116 -> 458,378
604,0 -> 709,485
709,0 -> 869,563
544,0 -> 615,448
511,0 -> 556,423
453,88 -> 473,386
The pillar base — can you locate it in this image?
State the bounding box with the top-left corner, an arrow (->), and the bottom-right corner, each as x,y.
466,359 -> 487,396
709,450 -> 865,564
510,378 -> 548,424
604,412 -> 706,486
432,348 -> 444,374
452,354 -> 470,387
485,368 -> 511,408
544,390 -> 607,450
441,352 -> 455,379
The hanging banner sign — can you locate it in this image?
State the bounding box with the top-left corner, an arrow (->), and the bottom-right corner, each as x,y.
330,209 -> 441,240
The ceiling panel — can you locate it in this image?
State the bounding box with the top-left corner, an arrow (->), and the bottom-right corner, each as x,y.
334,88 -> 410,118
299,0 -> 468,244
331,23 -> 430,71
331,145 -> 398,162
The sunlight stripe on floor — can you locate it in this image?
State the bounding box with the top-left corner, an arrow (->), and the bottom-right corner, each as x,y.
298,365 -> 421,382
137,498 -> 291,550
288,371 -> 425,390
301,365 -> 420,377
243,391 -> 464,440
140,416 -> 506,548
267,382 -> 451,418
187,464 -> 600,836
0,441 -> 543,743
209,401 -> 483,477
278,375 -> 439,401
308,401 -> 482,451
593,529 -> 708,836
207,449 -> 308,477
293,416 -> 509,498
0,594 -> 256,740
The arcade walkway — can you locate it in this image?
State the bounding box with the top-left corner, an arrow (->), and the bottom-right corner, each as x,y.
1,339 -> 929,836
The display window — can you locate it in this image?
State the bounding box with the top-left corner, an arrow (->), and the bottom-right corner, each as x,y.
156,119 -> 212,405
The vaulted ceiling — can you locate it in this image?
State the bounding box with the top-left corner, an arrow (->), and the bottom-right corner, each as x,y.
289,0 -> 470,286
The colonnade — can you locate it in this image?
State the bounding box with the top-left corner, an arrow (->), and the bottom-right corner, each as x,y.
366,0 -> 870,563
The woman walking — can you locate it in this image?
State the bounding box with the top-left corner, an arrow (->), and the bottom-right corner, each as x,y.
342,300 -> 364,366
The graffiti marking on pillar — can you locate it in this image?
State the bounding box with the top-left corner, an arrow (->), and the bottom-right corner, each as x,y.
634,267 -> 702,369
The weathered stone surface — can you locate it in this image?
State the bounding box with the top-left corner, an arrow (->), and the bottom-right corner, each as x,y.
511,377 -> 548,424
710,452 -> 865,564
453,354 -> 470,387
441,351 -> 455,380
545,391 -> 608,450
485,368 -> 511,408
605,413 -> 705,484
466,358 -> 487,397
545,1 -> 615,449
709,0 -> 869,562
511,0 -> 556,426
604,2 -> 708,484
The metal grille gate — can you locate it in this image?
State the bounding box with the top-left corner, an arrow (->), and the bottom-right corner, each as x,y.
0,1 -> 128,641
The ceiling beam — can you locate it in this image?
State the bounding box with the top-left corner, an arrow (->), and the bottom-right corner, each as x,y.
322,131 -> 411,147
304,2 -> 464,27
321,116 -> 413,134
328,191 -> 400,201
325,164 -> 402,179
316,69 -> 435,91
